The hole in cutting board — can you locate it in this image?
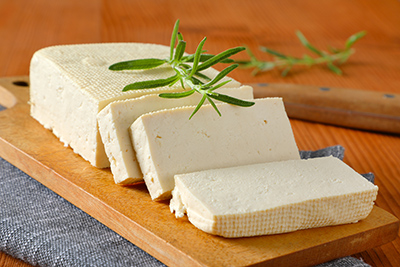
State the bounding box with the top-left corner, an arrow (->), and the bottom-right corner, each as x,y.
12,80 -> 29,87
383,94 -> 395,99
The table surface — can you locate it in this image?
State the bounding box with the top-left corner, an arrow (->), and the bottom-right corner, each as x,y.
1,0 -> 399,266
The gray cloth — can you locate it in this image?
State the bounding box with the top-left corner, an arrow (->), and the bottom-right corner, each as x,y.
0,106 -> 371,267
0,156 -> 164,267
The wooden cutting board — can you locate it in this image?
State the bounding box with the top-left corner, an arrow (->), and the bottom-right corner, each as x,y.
0,76 -> 398,267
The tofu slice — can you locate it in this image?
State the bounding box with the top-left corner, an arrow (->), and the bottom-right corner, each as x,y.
170,156 -> 378,238
130,97 -> 300,200
97,85 -> 254,185
29,43 -> 240,168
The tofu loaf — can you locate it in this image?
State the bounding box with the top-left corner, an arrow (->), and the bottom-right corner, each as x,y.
130,97 -> 300,200
29,43 -> 241,168
170,156 -> 378,238
97,86 -> 254,185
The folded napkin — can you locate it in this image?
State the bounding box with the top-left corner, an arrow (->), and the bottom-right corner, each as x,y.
0,105 -> 372,267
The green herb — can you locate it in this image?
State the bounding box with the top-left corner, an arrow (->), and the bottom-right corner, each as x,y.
236,31 -> 367,76
109,19 -> 254,119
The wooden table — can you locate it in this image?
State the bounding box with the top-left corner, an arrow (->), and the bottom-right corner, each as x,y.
1,0 -> 399,266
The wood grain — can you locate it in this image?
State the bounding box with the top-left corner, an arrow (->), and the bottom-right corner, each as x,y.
0,76 -> 398,266
1,0 -> 400,266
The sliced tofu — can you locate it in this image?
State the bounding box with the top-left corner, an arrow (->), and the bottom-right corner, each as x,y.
97,86 -> 254,184
130,97 -> 300,200
170,156 -> 378,238
29,43 -> 240,168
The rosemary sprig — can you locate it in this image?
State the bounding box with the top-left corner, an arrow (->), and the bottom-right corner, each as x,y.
109,19 -> 254,119
236,30 -> 366,76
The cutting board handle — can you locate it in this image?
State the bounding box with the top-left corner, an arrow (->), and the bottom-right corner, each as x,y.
252,83 -> 400,134
0,76 -> 30,108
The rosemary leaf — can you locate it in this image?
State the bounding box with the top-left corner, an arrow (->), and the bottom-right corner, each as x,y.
327,62 -> 342,75
281,66 -> 292,77
184,54 -> 234,64
122,74 -> 179,91
208,80 -> 231,91
259,47 -> 287,59
205,64 -> 238,87
189,94 -> 207,119
181,50 -> 206,63
205,95 -> 222,117
191,76 -> 206,85
296,31 -> 324,57
159,89 -> 195,98
180,78 -> 186,89
177,32 -> 184,41
193,71 -> 211,82
170,20 -> 180,60
189,37 -> 207,78
180,63 -> 191,69
345,31 -> 367,49
174,40 -> 186,62
197,46 -> 245,71
207,92 -> 255,107
109,58 -> 166,70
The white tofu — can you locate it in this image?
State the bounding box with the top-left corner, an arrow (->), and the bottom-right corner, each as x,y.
130,98 -> 300,200
170,156 -> 378,238
97,86 -> 254,185
29,43 -> 240,168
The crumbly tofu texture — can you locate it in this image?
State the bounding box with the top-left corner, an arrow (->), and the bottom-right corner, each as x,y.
29,43 -> 240,168
130,97 -> 300,201
170,156 -> 378,238
97,86 -> 254,185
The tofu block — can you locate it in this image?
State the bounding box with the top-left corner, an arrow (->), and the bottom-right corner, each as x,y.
130,98 -> 300,200
170,156 -> 378,238
97,86 -> 254,185
29,43 -> 240,168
